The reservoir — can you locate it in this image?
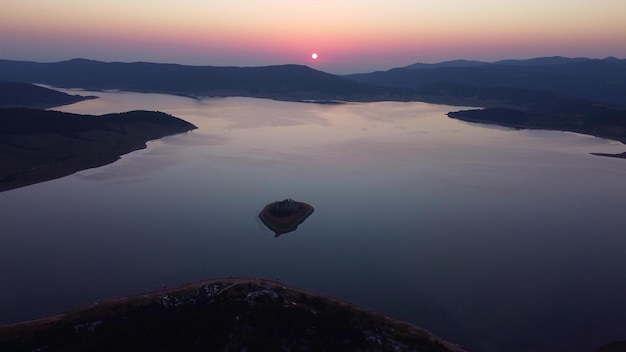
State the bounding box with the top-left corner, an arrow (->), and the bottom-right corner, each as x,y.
1,91 -> 625,351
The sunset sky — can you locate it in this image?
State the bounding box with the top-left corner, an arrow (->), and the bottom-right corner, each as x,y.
2,0 -> 625,73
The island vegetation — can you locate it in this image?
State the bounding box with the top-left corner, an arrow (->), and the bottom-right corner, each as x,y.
259,199 -> 315,236
0,278 -> 465,352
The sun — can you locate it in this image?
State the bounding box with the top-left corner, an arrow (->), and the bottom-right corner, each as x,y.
311,53 -> 318,60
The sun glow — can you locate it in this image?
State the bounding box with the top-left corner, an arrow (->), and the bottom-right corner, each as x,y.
311,53 -> 318,59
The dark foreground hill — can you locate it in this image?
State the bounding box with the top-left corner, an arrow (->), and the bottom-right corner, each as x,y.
0,82 -> 96,108
0,278 -> 465,352
0,59 -> 407,101
0,108 -> 196,192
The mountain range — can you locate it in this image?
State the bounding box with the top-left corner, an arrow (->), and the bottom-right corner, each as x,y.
1,56 -> 624,106
347,56 -> 626,108
0,59 -> 405,101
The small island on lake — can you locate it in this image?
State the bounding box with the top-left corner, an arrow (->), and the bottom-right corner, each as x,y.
259,199 -> 314,236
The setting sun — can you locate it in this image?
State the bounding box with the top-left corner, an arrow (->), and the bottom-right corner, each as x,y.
311,53 -> 318,59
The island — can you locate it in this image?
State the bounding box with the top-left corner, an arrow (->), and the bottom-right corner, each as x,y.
259,199 -> 315,236
0,278 -> 466,352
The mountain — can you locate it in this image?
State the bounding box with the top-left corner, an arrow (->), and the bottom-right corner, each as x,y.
345,57 -> 626,108
0,82 -> 96,108
0,59 -> 406,102
492,56 -> 590,66
0,108 -> 196,192
403,59 -> 487,70
345,57 -> 626,154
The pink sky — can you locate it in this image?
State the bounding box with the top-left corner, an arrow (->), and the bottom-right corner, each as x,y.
1,1 -> 625,73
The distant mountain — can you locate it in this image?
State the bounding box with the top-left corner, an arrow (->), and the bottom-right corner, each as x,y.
492,56 -> 590,66
403,59 -> 487,70
0,82 -> 96,108
402,57 -> 593,70
0,59 -> 407,102
0,108 -> 196,192
346,57 -> 626,151
346,57 -> 626,108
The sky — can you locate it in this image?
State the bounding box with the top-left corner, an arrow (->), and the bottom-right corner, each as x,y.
1,0 -> 625,74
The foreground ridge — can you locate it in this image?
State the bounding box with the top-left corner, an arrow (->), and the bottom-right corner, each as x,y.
0,278 -> 466,352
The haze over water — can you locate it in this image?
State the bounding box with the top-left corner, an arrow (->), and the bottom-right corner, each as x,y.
1,91 -> 626,351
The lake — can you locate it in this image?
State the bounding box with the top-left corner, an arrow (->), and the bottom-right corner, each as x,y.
1,91 -> 625,351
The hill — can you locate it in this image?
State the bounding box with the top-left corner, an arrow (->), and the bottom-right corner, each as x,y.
346,57 -> 626,108
0,108 -> 196,192
0,278 -> 465,352
0,82 -> 96,108
346,57 -> 626,154
0,59 -> 407,102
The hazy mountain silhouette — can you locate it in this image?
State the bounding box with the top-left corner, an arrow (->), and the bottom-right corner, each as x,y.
346,57 -> 626,107
0,82 -> 96,108
403,59 -> 487,70
0,59 -> 406,101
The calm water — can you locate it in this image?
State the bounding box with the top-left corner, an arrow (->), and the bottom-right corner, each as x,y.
1,91 -> 626,351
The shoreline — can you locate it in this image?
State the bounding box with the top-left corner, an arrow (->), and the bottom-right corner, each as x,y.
448,110 -> 626,159
0,109 -> 197,193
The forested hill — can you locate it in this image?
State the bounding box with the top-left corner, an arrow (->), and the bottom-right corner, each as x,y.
0,59 -> 406,101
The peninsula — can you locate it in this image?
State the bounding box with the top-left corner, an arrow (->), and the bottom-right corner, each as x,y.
447,107 -> 626,159
0,82 -> 97,109
259,199 -> 314,236
0,108 -> 197,192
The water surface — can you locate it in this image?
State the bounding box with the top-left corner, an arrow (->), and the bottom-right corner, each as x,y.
1,91 -> 625,352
